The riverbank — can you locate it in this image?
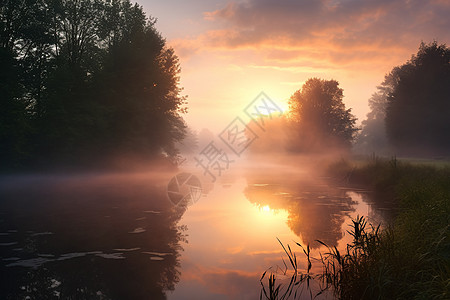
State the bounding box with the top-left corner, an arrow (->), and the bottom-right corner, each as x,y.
325,157 -> 450,299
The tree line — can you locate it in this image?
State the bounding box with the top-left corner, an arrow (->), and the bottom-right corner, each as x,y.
0,0 -> 186,170
358,41 -> 450,156
251,41 -> 450,157
1,0 -> 448,172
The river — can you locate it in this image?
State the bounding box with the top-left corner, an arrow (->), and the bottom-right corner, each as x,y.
0,161 -> 393,299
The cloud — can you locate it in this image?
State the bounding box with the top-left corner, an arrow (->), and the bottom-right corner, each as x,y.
174,0 -> 450,69
182,266 -> 260,298
204,0 -> 449,46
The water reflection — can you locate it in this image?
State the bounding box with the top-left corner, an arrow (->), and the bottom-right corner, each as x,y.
0,167 -> 390,299
244,172 -> 356,248
0,172 -> 186,299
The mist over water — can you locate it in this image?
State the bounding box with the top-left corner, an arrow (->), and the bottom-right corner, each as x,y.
0,170 -> 185,299
0,0 -> 447,298
0,157 -> 393,299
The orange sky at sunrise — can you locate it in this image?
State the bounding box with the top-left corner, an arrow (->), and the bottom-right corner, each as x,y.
138,0 -> 450,133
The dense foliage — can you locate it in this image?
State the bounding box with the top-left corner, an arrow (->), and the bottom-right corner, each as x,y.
357,42 -> 450,156
0,0 -> 187,170
288,78 -> 358,152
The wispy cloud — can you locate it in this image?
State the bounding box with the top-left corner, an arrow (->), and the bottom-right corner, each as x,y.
174,0 -> 450,69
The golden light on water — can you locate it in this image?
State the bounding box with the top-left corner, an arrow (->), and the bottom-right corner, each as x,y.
251,203 -> 289,229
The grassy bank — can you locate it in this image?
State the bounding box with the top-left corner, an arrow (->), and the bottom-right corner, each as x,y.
328,158 -> 450,299
261,158 -> 450,299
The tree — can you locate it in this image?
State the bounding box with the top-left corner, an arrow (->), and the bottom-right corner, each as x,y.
0,0 -> 187,169
384,42 -> 450,156
288,78 -> 358,152
0,0 -> 50,167
0,47 -> 29,168
354,70 -> 399,154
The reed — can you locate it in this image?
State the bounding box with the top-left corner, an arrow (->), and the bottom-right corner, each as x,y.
260,216 -> 381,299
261,160 -> 450,299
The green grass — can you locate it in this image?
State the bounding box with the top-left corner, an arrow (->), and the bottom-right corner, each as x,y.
261,159 -> 450,299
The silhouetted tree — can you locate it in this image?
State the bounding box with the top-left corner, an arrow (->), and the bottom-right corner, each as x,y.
354,72 -> 398,154
288,78 -> 358,152
384,42 -> 450,156
0,0 -> 187,169
0,47 -> 29,168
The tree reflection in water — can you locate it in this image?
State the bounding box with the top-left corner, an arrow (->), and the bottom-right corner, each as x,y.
0,173 -> 187,299
244,173 -> 356,248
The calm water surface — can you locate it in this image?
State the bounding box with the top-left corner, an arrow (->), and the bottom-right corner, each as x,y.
0,162 -> 392,299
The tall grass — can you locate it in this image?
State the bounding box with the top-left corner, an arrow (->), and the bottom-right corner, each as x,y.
259,239 -> 316,300
261,159 -> 450,299
260,216 -> 383,299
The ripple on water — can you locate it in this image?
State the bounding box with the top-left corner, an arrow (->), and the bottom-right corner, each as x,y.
128,227 -> 146,234
5,251 -> 129,268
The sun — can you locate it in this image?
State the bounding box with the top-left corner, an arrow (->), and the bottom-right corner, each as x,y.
262,205 -> 271,212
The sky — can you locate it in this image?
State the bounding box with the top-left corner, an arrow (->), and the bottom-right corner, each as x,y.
138,0 -> 450,133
